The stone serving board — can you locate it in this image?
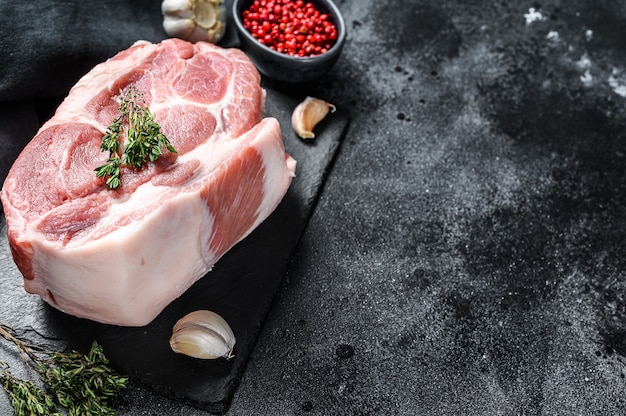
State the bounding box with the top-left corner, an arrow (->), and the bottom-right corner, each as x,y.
0,88 -> 349,414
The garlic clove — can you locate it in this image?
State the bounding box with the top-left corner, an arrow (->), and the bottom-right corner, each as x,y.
291,96 -> 336,140
189,21 -> 225,43
161,0 -> 226,44
161,0 -> 193,18
163,16 -> 197,40
170,310 -> 236,360
193,0 -> 217,29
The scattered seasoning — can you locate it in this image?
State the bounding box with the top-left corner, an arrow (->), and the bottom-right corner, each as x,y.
242,0 -> 338,57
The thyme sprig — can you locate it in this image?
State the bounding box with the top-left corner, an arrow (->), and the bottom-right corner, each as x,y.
0,372 -> 59,416
0,324 -> 128,416
95,86 -> 177,189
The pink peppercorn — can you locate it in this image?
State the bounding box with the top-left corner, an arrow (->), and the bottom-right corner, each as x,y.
242,0 -> 338,57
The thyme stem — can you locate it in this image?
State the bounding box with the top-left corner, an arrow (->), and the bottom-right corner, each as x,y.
95,86 -> 177,189
0,324 -> 128,416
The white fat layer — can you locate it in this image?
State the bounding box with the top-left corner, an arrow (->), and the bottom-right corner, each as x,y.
253,128 -> 297,221
27,194 -> 216,326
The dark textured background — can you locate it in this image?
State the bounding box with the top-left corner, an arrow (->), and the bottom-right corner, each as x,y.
3,0 -> 626,414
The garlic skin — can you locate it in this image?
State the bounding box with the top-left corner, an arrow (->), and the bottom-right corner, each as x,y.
170,310 -> 236,360
162,0 -> 226,44
291,96 -> 336,140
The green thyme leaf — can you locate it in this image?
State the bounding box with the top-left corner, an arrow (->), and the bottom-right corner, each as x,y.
95,87 -> 177,189
0,371 -> 61,416
0,325 -> 128,416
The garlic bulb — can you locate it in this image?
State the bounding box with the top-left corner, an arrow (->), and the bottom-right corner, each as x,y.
162,0 -> 226,44
291,96 -> 336,140
170,310 -> 235,360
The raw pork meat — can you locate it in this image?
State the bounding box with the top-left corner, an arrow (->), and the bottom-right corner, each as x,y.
1,39 -> 296,326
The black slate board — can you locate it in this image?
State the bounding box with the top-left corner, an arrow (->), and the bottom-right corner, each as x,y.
0,89 -> 348,414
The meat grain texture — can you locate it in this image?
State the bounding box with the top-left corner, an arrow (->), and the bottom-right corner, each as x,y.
0,38 -> 296,326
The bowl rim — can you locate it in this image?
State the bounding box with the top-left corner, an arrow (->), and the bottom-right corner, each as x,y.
232,0 -> 346,62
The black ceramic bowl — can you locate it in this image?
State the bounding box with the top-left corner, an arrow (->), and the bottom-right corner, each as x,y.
232,0 -> 346,84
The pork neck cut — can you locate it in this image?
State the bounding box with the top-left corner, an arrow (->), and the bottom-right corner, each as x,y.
1,39 -> 296,326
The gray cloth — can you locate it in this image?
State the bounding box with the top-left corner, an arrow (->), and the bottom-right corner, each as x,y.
0,0 -> 166,101
0,0 -> 167,184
